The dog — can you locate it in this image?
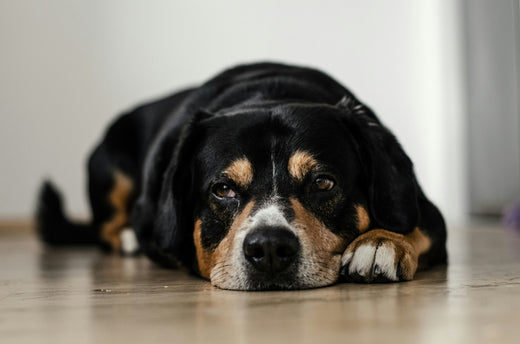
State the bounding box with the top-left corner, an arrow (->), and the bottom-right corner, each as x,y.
36,62 -> 447,290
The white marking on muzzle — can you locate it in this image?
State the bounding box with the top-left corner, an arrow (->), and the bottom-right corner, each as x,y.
249,203 -> 291,229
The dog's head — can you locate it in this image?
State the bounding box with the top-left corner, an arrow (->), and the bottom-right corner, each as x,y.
136,96 -> 418,290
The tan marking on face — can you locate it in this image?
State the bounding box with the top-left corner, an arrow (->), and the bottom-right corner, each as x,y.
194,219 -> 212,279
101,170 -> 133,251
345,227 -> 431,280
196,201 -> 256,281
290,198 -> 346,260
224,158 -> 254,188
288,151 -> 320,182
356,205 -> 370,233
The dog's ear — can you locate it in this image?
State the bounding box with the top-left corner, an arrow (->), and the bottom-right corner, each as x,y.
340,99 -> 419,234
132,110 -> 211,268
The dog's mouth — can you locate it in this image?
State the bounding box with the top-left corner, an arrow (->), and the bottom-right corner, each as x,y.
209,250 -> 343,291
237,262 -> 302,291
213,270 -> 340,291
216,272 -> 308,291
240,278 -> 298,291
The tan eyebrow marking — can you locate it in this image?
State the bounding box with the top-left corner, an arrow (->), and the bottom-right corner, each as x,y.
288,150 -> 320,181
223,157 -> 254,187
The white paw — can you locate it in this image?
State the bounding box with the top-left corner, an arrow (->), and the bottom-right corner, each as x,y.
120,228 -> 139,255
340,229 -> 418,283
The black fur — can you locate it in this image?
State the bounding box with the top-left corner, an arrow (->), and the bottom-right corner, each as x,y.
36,181 -> 97,245
36,62 -> 447,283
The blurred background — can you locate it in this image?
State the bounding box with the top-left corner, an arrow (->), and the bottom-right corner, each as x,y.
0,0 -> 518,225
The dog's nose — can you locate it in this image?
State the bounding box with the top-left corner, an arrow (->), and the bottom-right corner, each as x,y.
243,227 -> 300,275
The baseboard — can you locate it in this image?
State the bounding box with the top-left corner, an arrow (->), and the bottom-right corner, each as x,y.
0,219 -> 33,231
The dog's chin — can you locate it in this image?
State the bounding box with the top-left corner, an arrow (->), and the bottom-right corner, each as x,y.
210,269 -> 339,291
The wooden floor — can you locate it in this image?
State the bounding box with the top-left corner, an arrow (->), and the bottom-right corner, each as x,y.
1,221 -> 520,344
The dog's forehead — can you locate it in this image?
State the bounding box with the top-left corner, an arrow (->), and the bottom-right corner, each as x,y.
197,104 -> 356,172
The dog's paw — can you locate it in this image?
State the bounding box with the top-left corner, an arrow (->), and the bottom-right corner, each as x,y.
120,227 -> 140,256
340,229 -> 418,283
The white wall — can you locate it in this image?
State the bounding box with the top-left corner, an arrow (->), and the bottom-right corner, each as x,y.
466,0 -> 520,214
0,0 -> 467,223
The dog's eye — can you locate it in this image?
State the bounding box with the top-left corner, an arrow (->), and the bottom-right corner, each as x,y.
312,177 -> 335,191
212,183 -> 237,198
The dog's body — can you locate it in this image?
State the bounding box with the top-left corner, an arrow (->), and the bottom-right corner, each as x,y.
37,63 -> 447,290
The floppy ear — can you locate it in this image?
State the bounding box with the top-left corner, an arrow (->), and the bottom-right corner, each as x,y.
340,97 -> 419,234
132,110 -> 211,268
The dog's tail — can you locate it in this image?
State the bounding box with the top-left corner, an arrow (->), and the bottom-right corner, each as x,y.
36,181 -> 98,245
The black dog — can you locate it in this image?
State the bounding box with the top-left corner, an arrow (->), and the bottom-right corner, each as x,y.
37,62 -> 447,290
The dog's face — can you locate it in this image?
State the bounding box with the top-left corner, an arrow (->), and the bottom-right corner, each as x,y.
178,104 -> 374,290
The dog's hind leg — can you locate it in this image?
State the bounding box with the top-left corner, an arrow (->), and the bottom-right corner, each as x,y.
88,145 -> 136,253
101,170 -> 134,252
